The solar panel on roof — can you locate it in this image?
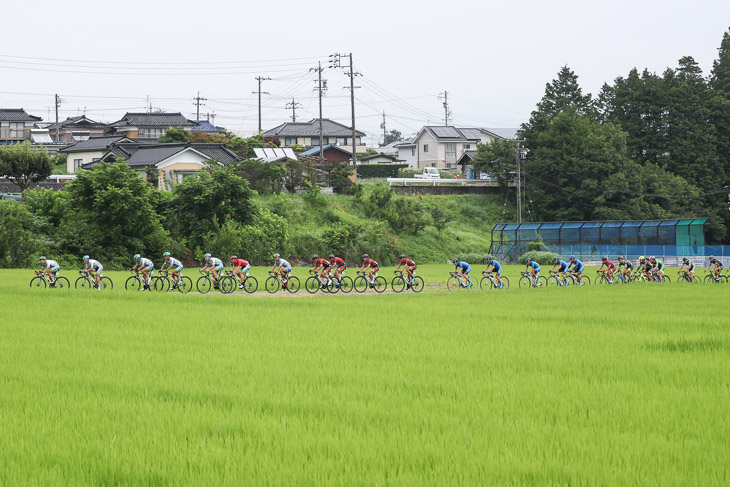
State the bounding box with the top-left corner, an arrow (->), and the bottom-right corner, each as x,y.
283,148 -> 296,159
432,127 -> 461,138
458,128 -> 482,140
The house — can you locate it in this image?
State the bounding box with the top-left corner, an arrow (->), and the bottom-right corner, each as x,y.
298,144 -> 352,163
60,136 -> 135,172
356,153 -> 402,165
393,140 -> 417,167
263,118 -> 367,154
44,115 -> 109,143
412,126 -> 519,170
0,108 -> 42,142
83,141 -> 240,190
108,112 -> 198,139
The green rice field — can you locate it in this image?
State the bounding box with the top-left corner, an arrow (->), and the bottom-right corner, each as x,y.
1,265 -> 729,485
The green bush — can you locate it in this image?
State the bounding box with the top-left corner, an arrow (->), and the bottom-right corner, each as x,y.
518,250 -> 559,266
0,200 -> 43,267
356,164 -> 408,179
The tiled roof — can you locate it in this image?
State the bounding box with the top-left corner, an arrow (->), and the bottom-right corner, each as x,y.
60,136 -> 129,153
45,115 -> 108,130
110,112 -> 197,128
192,120 -> 225,132
0,108 -> 42,122
264,118 -> 365,138
89,142 -> 240,168
358,153 -> 399,162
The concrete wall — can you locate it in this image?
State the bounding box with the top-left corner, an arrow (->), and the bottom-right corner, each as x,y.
393,185 -> 503,196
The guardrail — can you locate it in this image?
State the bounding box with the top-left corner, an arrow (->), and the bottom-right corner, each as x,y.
386,177 -> 500,187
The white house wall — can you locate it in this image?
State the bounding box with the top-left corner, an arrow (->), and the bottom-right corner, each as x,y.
66,150 -> 107,172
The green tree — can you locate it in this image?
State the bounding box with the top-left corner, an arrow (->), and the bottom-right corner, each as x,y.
430,204 -> 453,239
158,126 -> 193,143
0,142 -> 52,193
472,138 -> 516,200
384,197 -> 430,236
382,129 -> 403,146
0,200 -> 43,267
234,159 -> 286,194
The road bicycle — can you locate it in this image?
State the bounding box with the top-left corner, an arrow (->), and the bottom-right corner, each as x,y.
196,269 -> 233,294
156,269 -> 193,293
446,271 -> 474,291
703,268 -> 727,284
223,269 -> 258,294
354,270 -> 387,293
518,271 -> 548,289
391,270 -> 424,293
651,270 -> 671,283
29,270 -> 70,290
569,271 -> 590,285
479,270 -> 509,290
614,268 -> 634,284
547,270 -> 574,287
676,269 -> 700,284
595,269 -> 618,285
330,270 -> 353,294
75,270 -> 113,290
125,268 -> 159,291
305,270 -> 335,294
264,270 -> 300,294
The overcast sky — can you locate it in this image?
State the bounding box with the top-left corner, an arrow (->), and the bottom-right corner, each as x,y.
1,0 -> 728,145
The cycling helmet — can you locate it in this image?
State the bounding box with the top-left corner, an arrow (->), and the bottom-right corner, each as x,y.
329,254 -> 334,259
552,256 -> 559,263
362,254 -> 369,259
39,256 -> 46,261
452,258 -> 459,264
682,257 -> 688,263
569,255 -> 575,260
204,253 -> 211,259
649,256 -> 656,262
274,253 -> 280,258
709,256 -> 715,261
601,256 -> 607,261
399,254 -> 406,259
639,255 -> 645,261
486,256 -> 493,262
163,252 -> 171,257
618,256 -> 624,261
134,254 -> 141,260
83,255 -> 89,261
230,255 -> 237,261
312,254 -> 318,261
525,258 -> 532,264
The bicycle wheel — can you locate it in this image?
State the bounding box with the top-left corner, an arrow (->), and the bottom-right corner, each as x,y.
338,276 -> 354,293
125,276 -> 141,291
547,276 -> 559,287
354,276 -> 368,293
153,276 -> 170,292
411,276 -> 424,292
197,276 -> 212,294
54,276 -> 71,289
479,277 -> 491,290
498,276 -> 510,290
596,275 -> 609,285
75,276 -> 91,290
265,276 -> 280,293
391,276 -> 406,293
446,276 -> 461,291
30,276 -> 46,289
373,276 -> 387,293
100,277 -> 113,290
305,276 -> 320,294
242,276 -> 258,293
536,276 -> 548,288
286,276 -> 300,293
661,275 -> 671,283
177,276 -> 193,294
518,276 -> 531,288
219,276 -> 235,294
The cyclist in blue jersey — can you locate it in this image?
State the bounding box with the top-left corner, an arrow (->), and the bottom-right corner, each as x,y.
525,258 -> 541,285
484,256 -> 503,289
568,255 -> 585,284
551,256 -> 569,273
452,258 -> 473,287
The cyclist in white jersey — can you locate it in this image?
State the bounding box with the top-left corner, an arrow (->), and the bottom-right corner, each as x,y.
82,255 -> 103,289
131,254 -> 154,289
201,253 -> 224,282
271,253 -> 292,287
39,256 -> 60,285
160,252 -> 184,283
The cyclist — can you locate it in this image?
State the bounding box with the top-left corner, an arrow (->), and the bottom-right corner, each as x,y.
525,257 -> 541,285
131,254 -> 154,290
201,253 -> 224,285
312,254 -> 331,286
617,256 -> 633,281
650,256 -> 665,281
551,256 -> 569,284
160,252 -> 184,286
271,254 -> 292,288
39,256 -> 60,286
598,256 -> 617,283
359,254 -> 380,284
229,255 -> 250,289
706,256 -> 723,280
484,256 -> 504,289
678,257 -> 695,282
395,254 -> 417,286
568,255 -> 585,284
329,253 -> 346,281
452,257 -> 472,287
82,255 -> 104,289
639,256 -> 653,279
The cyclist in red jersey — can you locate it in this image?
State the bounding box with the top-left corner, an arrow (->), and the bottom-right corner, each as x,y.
599,256 -> 616,282
229,255 -> 250,289
312,254 -> 331,282
359,254 -> 379,282
395,253 -> 417,284
329,253 -> 346,280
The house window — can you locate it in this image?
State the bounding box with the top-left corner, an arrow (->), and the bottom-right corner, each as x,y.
141,128 -> 165,139
176,171 -> 197,184
445,143 -> 456,158
336,137 -> 347,146
423,144 -> 429,153
9,122 -> 24,138
285,137 -> 298,146
74,159 -> 83,170
411,147 -> 415,156
463,144 -> 471,150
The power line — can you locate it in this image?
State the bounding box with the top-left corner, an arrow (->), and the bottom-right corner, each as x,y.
252,77 -> 271,133
285,97 -> 302,122
0,53 -> 328,66
193,91 -> 207,120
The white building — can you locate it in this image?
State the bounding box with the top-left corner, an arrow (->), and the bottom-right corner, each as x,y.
412,126 -> 518,170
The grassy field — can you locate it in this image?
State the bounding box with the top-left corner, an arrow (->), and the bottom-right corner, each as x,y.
1,265 -> 729,485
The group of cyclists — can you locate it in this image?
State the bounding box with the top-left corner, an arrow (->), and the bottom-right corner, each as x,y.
35,251 -> 726,290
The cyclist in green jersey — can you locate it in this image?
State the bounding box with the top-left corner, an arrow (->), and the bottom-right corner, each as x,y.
706,256 -> 723,279
649,256 -> 665,280
678,257 -> 695,281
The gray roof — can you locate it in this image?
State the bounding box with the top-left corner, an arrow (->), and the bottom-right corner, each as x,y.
59,136 -> 129,153
457,150 -> 478,165
90,142 -> 240,168
358,153 -> 399,162
263,118 -> 365,138
45,115 -> 109,130
110,112 -> 197,128
423,126 -> 518,141
483,127 -> 520,140
0,108 -> 42,122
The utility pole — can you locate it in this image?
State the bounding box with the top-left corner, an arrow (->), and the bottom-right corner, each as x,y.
54,94 -> 61,142
331,53 -> 361,166
439,91 -> 451,126
286,97 -> 302,122
193,91 -> 207,120
252,76 -> 271,134
515,139 -> 525,223
310,62 -> 327,164
380,111 -> 387,146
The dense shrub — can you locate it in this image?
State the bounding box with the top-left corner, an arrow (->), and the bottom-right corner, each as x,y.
0,200 -> 43,267
517,250 -> 559,266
